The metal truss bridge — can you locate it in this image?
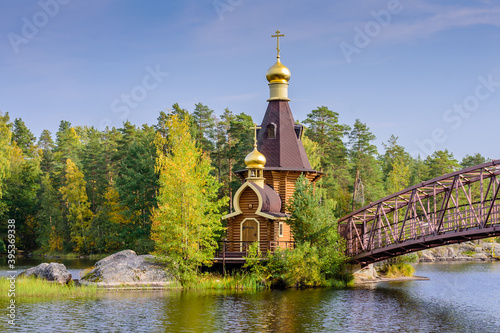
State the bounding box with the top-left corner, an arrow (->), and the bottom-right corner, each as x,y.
338,160 -> 500,265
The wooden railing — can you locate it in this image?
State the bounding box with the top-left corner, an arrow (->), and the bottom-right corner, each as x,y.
214,240 -> 295,263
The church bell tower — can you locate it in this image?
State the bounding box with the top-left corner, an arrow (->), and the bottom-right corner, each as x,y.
235,30 -> 323,211
223,31 -> 323,255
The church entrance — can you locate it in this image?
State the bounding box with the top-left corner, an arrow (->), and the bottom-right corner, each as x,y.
241,219 -> 259,251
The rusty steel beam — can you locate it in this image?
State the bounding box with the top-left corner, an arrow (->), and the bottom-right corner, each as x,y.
339,159 -> 500,264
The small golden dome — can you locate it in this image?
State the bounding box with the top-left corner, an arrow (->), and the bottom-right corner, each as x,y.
245,146 -> 266,170
266,58 -> 291,83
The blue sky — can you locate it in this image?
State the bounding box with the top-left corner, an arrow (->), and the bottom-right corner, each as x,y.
1,0 -> 500,160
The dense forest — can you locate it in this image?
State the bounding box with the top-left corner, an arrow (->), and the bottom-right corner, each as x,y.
0,104 -> 489,255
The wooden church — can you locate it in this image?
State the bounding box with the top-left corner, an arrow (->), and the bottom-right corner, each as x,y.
221,31 -> 322,257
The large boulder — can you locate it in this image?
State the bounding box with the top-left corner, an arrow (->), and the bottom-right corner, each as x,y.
20,262 -> 72,284
81,250 -> 173,286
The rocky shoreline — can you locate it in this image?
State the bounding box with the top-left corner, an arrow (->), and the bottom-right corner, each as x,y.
417,240 -> 500,262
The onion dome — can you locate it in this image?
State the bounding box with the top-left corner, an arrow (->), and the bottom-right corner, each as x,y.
266,58 -> 291,83
245,145 -> 266,169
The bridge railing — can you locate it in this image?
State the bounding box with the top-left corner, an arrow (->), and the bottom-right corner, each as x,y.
342,199 -> 500,258
339,160 -> 500,263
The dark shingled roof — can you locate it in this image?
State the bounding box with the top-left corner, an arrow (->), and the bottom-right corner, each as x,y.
249,182 -> 287,217
257,100 -> 314,171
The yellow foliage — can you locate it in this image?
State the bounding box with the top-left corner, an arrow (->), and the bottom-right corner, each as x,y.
59,159 -> 93,253
49,225 -> 63,253
103,186 -> 130,225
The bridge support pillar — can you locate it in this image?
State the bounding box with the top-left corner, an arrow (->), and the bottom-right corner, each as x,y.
344,263 -> 378,280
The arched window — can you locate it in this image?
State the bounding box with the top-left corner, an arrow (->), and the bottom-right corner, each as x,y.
267,123 -> 276,139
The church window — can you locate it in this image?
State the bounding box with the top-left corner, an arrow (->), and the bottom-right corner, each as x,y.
267,123 -> 276,139
294,124 -> 303,140
279,222 -> 284,237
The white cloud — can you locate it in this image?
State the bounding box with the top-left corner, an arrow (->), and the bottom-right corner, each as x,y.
376,5 -> 500,43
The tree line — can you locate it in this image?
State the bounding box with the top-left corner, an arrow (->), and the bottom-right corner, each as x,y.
0,104 -> 489,255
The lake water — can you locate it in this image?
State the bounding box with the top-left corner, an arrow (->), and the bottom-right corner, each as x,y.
0,257 -> 97,280
1,260 -> 499,332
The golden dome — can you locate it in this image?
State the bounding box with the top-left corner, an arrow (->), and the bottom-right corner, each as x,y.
245,146 -> 266,169
266,58 -> 291,83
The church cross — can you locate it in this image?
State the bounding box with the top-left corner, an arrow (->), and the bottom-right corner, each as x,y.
249,123 -> 261,146
271,30 -> 285,58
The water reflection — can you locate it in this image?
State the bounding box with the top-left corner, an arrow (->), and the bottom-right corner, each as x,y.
0,262 -> 499,332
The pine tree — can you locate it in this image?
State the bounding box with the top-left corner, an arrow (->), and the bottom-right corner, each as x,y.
381,135 -> 412,192
214,108 -> 236,209
303,106 -> 350,171
227,112 -> 254,196
54,121 -> 81,165
36,174 -> 64,252
348,119 -> 384,210
81,127 -> 108,213
410,155 -> 429,184
192,103 -> 216,153
461,153 -> 488,168
151,114 -> 227,286
12,118 -> 36,157
114,125 -> 158,252
38,130 -> 55,174
425,150 -> 460,179
303,106 -> 352,215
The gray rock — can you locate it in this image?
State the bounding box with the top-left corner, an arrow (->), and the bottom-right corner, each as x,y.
482,243 -> 500,256
81,250 -> 173,286
20,262 -> 72,284
94,249 -> 137,268
473,253 -> 488,260
417,240 -> 500,262
458,243 -> 476,253
419,250 -> 435,262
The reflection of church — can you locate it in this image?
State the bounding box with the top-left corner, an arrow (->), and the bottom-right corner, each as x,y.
221,31 -> 322,258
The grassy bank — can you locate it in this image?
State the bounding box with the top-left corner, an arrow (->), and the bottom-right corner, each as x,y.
185,272 -> 263,290
378,262 -> 415,278
0,277 -> 99,298
185,272 -> 352,290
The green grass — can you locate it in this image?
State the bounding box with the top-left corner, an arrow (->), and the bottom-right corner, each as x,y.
322,278 -> 352,288
379,263 -> 415,278
0,277 -> 99,298
184,272 -> 352,290
462,250 -> 476,257
185,272 -> 264,290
